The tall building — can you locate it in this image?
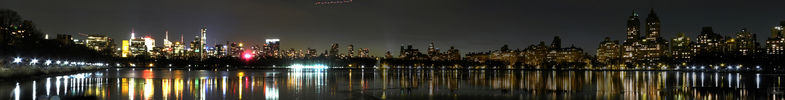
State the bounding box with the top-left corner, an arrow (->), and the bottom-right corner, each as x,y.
190,36 -> 204,57
446,46 -> 461,60
359,48 -> 370,58
199,26 -> 207,59
766,21 -> 785,55
173,41 -> 186,57
329,43 -> 339,57
85,34 -> 113,52
162,31 -> 172,52
523,42 -> 549,67
622,10 -> 642,63
121,40 -> 129,57
670,33 -> 692,62
620,9 -> 667,67
143,36 -> 155,53
597,37 -> 621,65
728,28 -> 757,55
264,39 -> 280,57
129,38 -> 146,56
214,44 -> 226,57
427,42 -> 437,56
695,27 -> 724,55
637,9 -> 668,66
645,9 -> 661,39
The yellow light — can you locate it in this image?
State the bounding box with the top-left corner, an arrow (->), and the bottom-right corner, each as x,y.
122,40 -> 129,57
239,43 -> 244,47
149,63 -> 154,67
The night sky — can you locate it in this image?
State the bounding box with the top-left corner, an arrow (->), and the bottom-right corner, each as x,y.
2,0 -> 784,56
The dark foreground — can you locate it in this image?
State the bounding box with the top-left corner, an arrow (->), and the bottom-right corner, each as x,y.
1,68 -> 784,100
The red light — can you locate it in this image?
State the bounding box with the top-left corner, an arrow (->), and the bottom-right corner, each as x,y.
243,53 -> 253,59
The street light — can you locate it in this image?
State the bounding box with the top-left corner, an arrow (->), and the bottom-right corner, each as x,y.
45,60 -> 52,65
13,57 -> 22,64
30,59 -> 38,65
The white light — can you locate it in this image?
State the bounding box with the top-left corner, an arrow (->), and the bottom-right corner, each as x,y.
31,59 -> 39,64
13,57 -> 22,64
265,39 -> 280,43
289,64 -> 328,69
45,60 -> 52,65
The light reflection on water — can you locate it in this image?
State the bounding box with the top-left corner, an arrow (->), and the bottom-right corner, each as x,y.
0,68 -> 784,99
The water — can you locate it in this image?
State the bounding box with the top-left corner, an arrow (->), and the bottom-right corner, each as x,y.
1,68 -> 783,100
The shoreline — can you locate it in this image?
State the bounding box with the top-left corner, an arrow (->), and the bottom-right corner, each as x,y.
0,65 -> 109,81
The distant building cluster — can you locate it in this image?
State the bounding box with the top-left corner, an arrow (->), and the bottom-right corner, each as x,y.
596,9 -> 781,69
397,42 -> 461,61
465,36 -> 589,68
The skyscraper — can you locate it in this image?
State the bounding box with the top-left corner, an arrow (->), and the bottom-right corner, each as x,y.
670,33 -> 692,62
200,26 -> 207,59
622,10 -> 642,64
85,34 -> 113,52
329,43 -> 339,57
766,21 -> 785,55
263,39 -> 280,57
597,37 -> 620,65
163,31 -> 172,51
645,9 -> 661,39
626,10 -> 641,40
638,9 -> 668,66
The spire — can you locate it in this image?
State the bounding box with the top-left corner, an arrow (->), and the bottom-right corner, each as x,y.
180,34 -> 183,42
165,30 -> 169,40
632,9 -> 638,17
131,28 -> 135,39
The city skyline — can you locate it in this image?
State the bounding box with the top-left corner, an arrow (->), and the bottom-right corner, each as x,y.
2,0 -> 785,56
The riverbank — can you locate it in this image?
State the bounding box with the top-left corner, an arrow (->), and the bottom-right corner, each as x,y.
0,65 -> 108,81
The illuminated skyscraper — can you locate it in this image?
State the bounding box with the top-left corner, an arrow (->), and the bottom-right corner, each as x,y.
622,10 -> 642,64
197,26 -> 207,59
85,34 -> 113,52
728,28 -> 757,55
141,36 -> 155,53
670,33 -> 692,62
163,31 -> 172,51
122,40 -> 129,57
129,38 -> 146,56
265,39 -> 280,57
695,27 -> 723,54
637,9 -> 668,66
766,21 -> 785,55
645,9 -> 661,39
597,37 -> 621,65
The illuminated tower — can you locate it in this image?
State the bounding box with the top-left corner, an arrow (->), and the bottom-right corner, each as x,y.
265,39 -> 280,56
626,10 -> 641,40
130,28 -> 136,39
200,26 -> 207,59
645,9 -> 661,39
163,31 -> 172,48
622,10 -> 642,64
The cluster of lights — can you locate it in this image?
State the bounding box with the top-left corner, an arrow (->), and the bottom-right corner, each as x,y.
9,57 -> 109,66
288,64 -> 329,69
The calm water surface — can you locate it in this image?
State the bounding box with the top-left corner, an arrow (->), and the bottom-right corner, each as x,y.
1,68 -> 784,100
